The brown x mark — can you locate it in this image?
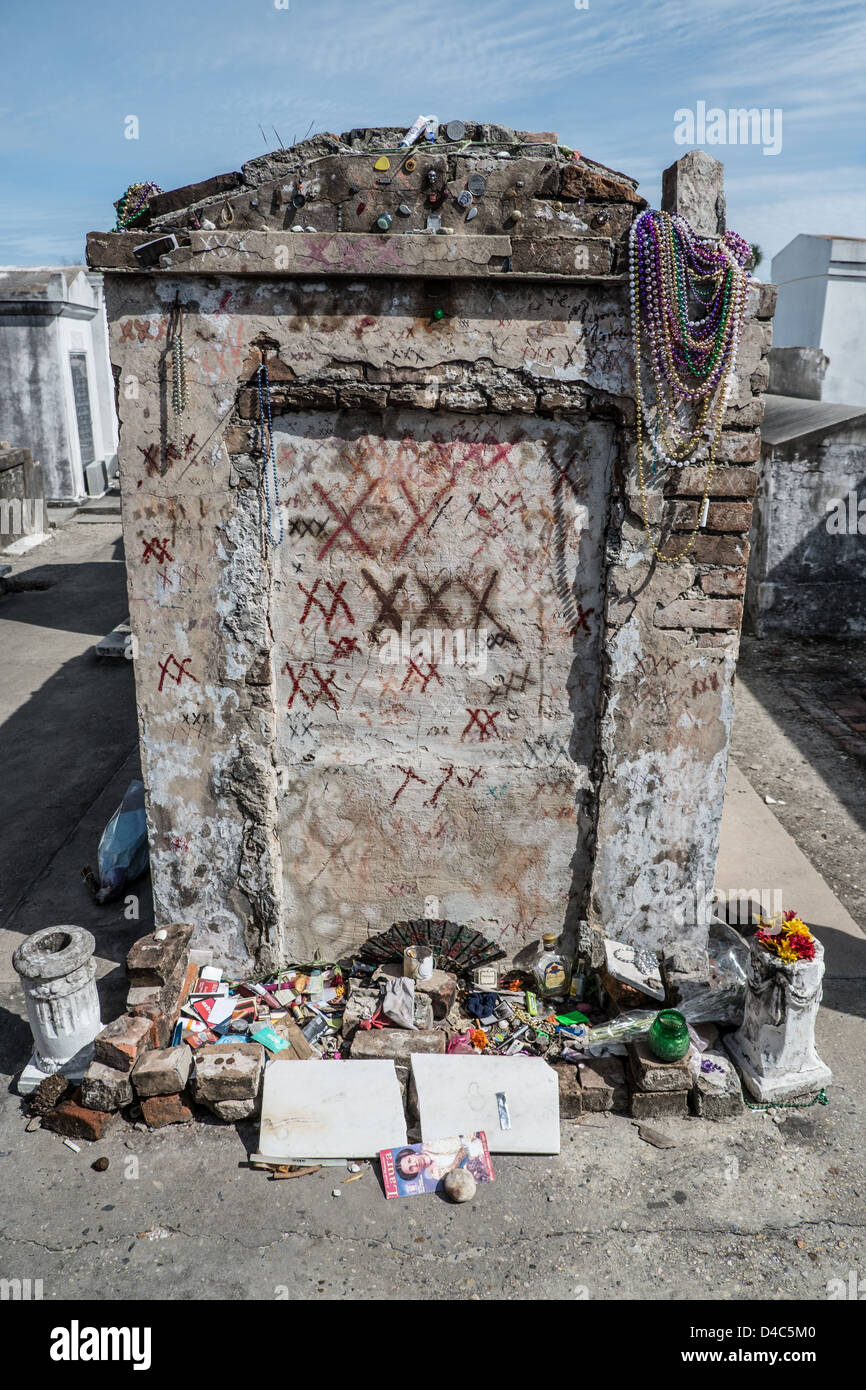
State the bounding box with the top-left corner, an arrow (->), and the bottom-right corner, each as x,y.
361,569 -> 407,634
458,569 -> 513,640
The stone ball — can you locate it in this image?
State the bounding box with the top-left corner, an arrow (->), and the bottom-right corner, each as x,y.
443,1168 -> 476,1203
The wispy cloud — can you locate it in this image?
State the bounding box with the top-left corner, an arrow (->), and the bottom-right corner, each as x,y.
0,0 -> 862,263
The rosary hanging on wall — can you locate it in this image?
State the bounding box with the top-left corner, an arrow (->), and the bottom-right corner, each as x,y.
629,208 -> 752,563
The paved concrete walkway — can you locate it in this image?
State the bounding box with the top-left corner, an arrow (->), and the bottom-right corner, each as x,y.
0,524 -> 862,1301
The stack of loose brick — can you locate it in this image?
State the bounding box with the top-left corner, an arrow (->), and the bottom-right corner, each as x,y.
688,1028 -> 744,1120
41,924 -> 196,1140
553,1029 -> 743,1123
552,1055 -> 629,1118
129,1046 -> 194,1128
125,922 -> 198,1047
627,1039 -> 693,1120
191,1044 -> 264,1121
627,1030 -> 744,1121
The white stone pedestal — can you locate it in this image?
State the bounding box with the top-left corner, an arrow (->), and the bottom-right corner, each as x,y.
12,926 -> 103,1095
725,934 -> 831,1102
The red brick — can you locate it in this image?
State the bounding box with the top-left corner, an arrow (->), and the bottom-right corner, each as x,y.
127,1002 -> 174,1048
337,385 -> 389,410
671,501 -> 753,533
654,598 -> 743,632
132,1046 -> 191,1098
93,1014 -> 153,1073
751,282 -> 778,319
42,1092 -> 119,1141
660,534 -> 749,566
179,959 -> 199,1007
140,1092 -> 194,1128
630,1089 -> 689,1120
705,501 -> 753,533
699,568 -> 747,597
724,398 -> 765,428
552,1062 -> 583,1118
664,466 -> 758,499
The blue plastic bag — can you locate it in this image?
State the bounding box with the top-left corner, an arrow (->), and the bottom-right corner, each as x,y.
96,779 -> 149,902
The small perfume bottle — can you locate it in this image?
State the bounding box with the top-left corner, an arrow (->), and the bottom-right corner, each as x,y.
531,933 -> 571,999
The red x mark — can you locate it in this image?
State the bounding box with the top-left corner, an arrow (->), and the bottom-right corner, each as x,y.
476,437 -> 516,471
141,536 -> 173,565
157,653 -> 198,693
298,578 -> 354,628
313,478 -> 378,559
392,765 -> 427,804
462,708 -> 501,741
425,763 -> 484,807
571,604 -> 595,636
400,658 -> 442,694
394,477 -> 455,560
284,662 -> 308,708
283,662 -> 340,710
329,635 -> 360,660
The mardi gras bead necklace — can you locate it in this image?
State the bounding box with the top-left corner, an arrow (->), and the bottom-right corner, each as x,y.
166,301 -> 188,452
114,181 -> 163,231
630,209 -> 751,562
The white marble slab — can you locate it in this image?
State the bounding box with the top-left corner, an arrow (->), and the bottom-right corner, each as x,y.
258,1059 -> 407,1160
411,1055 -> 560,1154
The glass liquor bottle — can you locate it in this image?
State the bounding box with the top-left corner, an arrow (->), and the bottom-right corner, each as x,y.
530,933 -> 571,1000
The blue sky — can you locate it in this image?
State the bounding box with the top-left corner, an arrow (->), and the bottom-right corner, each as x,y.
1,0 -> 863,270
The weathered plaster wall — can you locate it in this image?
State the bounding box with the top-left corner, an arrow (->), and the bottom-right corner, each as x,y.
265,410 -> 613,962
107,273 -> 625,971
92,142 -> 774,972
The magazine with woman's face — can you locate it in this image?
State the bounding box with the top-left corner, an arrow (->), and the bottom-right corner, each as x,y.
379,1132 -> 495,1198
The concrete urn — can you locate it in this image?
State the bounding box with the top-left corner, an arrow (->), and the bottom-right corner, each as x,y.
12,925 -> 103,1094
725,932 -> 832,1103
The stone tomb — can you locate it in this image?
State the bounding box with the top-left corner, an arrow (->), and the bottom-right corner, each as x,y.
87,130 -> 773,975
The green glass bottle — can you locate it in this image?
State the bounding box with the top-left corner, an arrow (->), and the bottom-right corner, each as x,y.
648,1009 -> 690,1061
